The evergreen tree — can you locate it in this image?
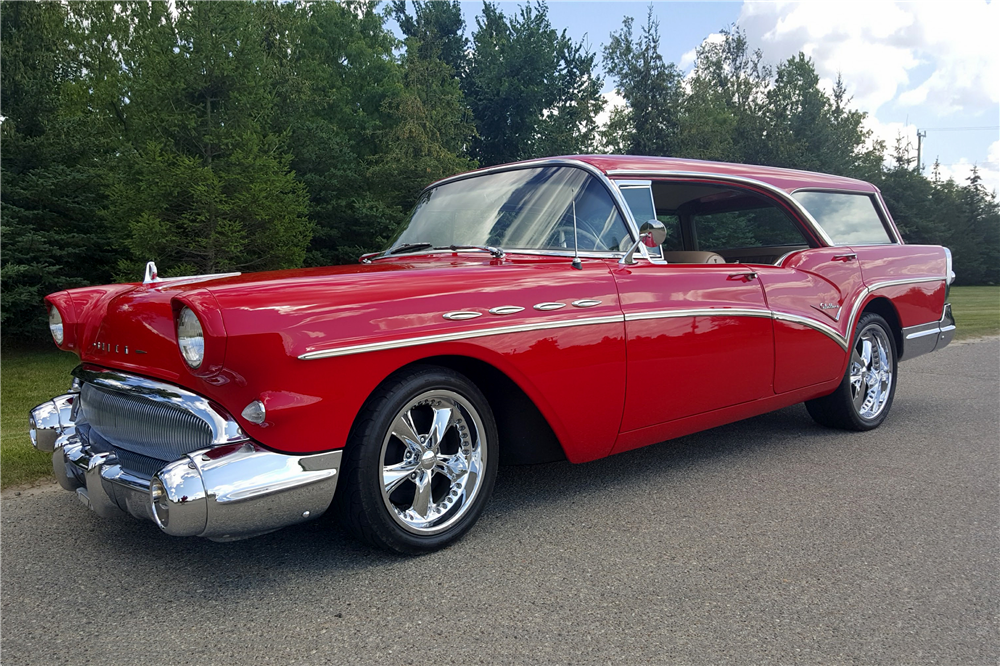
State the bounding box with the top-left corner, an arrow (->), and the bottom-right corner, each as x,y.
464,1 -> 603,165
684,26 -> 772,164
90,1 -> 311,279
391,0 -> 468,76
1,2 -> 116,342
602,8 -> 683,156
370,5 -> 478,232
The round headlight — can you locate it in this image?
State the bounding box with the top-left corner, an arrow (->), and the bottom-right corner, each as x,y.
176,306 -> 205,368
49,307 -> 64,345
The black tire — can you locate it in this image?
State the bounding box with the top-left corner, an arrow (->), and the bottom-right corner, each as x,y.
335,365 -> 498,554
806,312 -> 898,431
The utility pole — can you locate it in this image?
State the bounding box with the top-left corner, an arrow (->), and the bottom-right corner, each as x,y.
916,129 -> 926,173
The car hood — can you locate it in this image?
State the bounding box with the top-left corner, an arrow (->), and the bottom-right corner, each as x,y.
55,254 -> 613,384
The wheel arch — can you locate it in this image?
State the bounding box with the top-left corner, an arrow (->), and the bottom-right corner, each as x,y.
349,354 -> 568,466
860,296 -> 903,356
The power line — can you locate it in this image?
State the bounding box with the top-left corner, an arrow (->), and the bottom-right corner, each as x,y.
918,126 -> 1000,132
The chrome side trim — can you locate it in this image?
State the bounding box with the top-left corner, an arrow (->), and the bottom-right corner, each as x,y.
442,311 -> 483,321
773,249 -> 805,266
299,315 -> 626,360
905,324 -> 941,340
301,276 -> 947,362
605,168 -> 838,247
624,307 -> 772,322
533,302 -> 567,311
771,311 -> 849,351
845,277 -> 947,352
71,366 -> 247,446
572,299 -> 602,308
489,306 -> 525,315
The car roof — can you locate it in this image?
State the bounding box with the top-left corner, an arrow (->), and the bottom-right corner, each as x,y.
514,155 -> 879,194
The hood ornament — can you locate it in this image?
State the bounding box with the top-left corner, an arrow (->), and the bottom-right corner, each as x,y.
143,261 -> 160,285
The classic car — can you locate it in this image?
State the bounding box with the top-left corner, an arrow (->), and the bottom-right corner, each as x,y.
30,155 -> 956,553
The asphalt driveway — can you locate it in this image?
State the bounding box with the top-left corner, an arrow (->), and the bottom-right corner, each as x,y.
2,338 -> 997,665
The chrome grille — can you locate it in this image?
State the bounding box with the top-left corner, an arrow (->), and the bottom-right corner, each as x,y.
112,447 -> 166,479
80,383 -> 213,462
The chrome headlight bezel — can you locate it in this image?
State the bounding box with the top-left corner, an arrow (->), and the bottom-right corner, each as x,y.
48,306 -> 64,345
176,306 -> 205,368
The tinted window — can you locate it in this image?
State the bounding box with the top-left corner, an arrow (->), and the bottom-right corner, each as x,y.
391,167 -> 630,253
793,191 -> 892,245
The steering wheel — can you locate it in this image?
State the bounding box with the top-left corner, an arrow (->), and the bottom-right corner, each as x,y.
546,224 -> 608,252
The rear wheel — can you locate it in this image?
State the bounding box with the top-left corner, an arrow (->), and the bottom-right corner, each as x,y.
336,366 -> 497,554
806,312 -> 897,431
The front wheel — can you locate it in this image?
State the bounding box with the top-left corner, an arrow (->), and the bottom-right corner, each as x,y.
336,366 -> 498,554
806,312 -> 898,431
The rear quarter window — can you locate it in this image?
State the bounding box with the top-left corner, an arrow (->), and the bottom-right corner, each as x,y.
793,191 -> 893,245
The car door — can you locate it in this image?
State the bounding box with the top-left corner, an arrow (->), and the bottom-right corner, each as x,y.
753,249 -> 865,393
610,261 -> 775,434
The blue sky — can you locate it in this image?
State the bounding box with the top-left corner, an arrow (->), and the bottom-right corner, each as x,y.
393,1 -> 1000,193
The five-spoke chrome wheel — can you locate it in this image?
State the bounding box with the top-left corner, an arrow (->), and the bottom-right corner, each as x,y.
337,366 -> 498,553
379,390 -> 486,535
806,312 -> 898,431
849,323 -> 894,420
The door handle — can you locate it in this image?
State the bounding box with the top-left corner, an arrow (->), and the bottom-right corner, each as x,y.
832,253 -> 857,262
728,272 -> 758,281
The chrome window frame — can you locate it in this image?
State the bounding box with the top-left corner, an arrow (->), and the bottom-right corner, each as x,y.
604,169 -> 837,248
789,187 -> 903,246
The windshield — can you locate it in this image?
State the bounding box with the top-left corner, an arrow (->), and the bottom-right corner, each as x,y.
386,166 -> 631,254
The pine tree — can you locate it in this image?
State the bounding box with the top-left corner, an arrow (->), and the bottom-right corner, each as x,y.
602,8 -> 683,156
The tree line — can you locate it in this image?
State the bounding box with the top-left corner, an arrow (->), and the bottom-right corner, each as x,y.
3,1 -> 997,343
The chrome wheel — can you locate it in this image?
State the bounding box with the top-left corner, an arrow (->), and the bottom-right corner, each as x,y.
849,323 -> 894,420
379,389 -> 486,535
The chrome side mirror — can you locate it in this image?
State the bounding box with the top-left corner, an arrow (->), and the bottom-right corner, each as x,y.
620,219 -> 667,265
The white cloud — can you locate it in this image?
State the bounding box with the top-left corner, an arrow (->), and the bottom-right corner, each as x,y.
736,1 -> 999,117
934,140 -> 1000,195
862,115 -> 918,161
595,90 -> 625,129
680,32 -> 723,71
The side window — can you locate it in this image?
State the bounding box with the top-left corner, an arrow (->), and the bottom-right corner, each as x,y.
792,191 -> 893,245
649,181 -> 811,265
693,206 -> 806,252
656,214 -> 684,251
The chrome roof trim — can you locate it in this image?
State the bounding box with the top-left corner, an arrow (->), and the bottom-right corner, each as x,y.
299,314 -> 626,361
604,168 -> 838,247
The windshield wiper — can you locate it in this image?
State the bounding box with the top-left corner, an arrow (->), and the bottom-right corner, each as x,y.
385,242 -> 434,256
437,244 -> 506,259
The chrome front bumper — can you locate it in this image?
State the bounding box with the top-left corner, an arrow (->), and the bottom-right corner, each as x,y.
30,375 -> 341,542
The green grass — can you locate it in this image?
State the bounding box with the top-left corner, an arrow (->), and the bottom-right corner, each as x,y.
950,285 -> 1000,339
1,349 -> 79,488
1,285 -> 996,490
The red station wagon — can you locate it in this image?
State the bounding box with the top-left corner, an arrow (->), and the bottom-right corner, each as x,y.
30,155 -> 956,553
